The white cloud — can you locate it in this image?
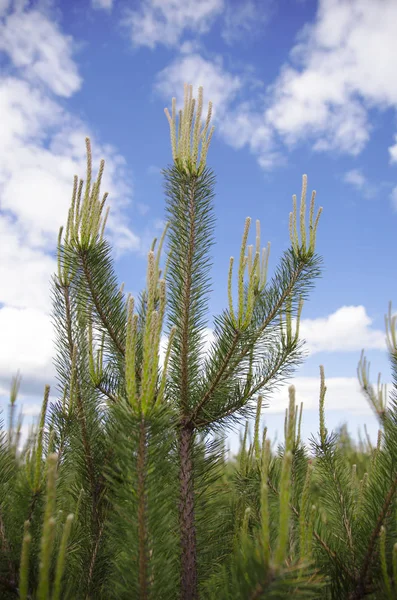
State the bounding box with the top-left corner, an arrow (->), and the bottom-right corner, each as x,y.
21,403 -> 42,417
159,305 -> 386,376
389,136 -> 397,164
0,307 -> 56,388
344,169 -> 366,189
0,8 -> 82,96
220,103 -> 281,169
264,0 -> 397,156
179,40 -> 203,55
0,14 -> 139,255
0,75 -> 140,257
0,4 -> 142,397
124,0 -> 223,49
0,77 -> 63,148
299,305 -> 385,354
92,0 -> 113,10
0,216 -> 56,312
266,66 -> 369,156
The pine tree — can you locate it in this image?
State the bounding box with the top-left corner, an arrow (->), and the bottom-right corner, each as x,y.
160,84 -> 322,598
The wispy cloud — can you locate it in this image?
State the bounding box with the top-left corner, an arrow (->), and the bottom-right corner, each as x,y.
388,136 -> 397,209
343,169 -> 377,199
21,403 -> 42,417
344,169 -> 366,189
92,0 -> 113,11
221,0 -> 274,45
123,0 -> 224,49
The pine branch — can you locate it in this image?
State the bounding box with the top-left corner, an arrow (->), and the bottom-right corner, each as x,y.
267,466 -> 354,581
85,518 -> 106,600
350,465 -> 397,599
190,331 -> 240,425
79,250 -> 125,357
52,262 -> 111,595
95,382 -> 117,404
192,240 -> 321,428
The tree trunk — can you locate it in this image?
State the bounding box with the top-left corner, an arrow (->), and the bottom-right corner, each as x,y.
179,422 -> 197,600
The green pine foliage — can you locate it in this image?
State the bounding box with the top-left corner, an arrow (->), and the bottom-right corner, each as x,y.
0,83 -> 396,599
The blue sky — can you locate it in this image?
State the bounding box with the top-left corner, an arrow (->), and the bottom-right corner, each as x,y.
0,0 -> 396,454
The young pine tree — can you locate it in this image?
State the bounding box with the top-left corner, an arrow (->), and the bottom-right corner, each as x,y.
0,83 -> 323,599
161,84 -> 322,598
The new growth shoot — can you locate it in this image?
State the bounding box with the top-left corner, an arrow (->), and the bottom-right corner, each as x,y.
164,83 -> 215,176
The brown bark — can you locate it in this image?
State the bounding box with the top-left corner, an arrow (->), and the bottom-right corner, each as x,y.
179,422 -> 197,600
138,417 -> 149,599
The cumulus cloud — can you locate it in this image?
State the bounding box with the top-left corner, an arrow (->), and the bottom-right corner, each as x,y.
0,306 -> 56,393
264,0 -> 397,157
220,102 -> 281,170
0,216 -> 56,312
124,0 -> 224,49
0,75 -> 139,255
0,3 -> 141,399
0,8 -> 82,96
299,305 -> 385,355
154,0 -> 397,170
124,0 -> 276,50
